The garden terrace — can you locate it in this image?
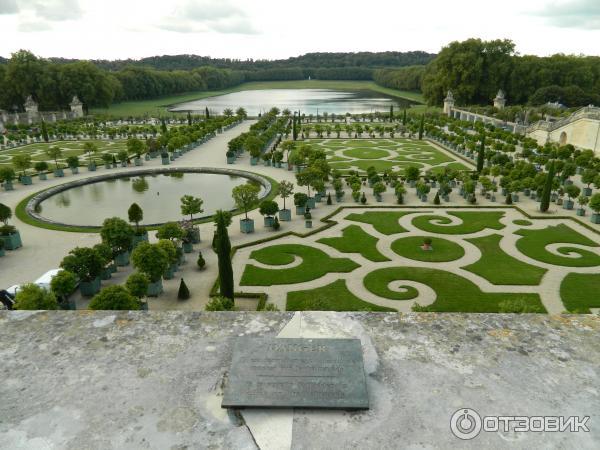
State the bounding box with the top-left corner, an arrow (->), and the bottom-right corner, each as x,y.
232,207 -> 600,314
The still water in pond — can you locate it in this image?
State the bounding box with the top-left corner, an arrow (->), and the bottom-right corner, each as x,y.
170,89 -> 413,116
37,173 -> 266,226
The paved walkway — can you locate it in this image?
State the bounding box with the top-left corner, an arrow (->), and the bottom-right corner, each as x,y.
1,130 -> 599,312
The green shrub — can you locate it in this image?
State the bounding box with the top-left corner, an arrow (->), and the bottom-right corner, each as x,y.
178,278 -> 190,300
89,285 -> 140,310
13,284 -> 58,310
498,298 -> 544,313
205,295 -> 235,311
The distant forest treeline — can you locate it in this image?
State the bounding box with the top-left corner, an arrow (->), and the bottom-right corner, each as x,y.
375,39 -> 600,107
0,51 -> 434,112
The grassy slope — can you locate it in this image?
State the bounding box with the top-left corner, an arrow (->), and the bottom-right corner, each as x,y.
91,80 -> 428,117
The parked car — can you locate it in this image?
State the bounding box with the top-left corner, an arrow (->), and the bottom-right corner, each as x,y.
3,269 -> 74,301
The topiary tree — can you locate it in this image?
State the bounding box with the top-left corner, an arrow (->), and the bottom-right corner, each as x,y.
126,272 -> 150,299
66,155 -> 79,169
405,166 -> 420,183
0,167 -> 15,184
156,222 -> 184,242
197,251 -> 206,270
157,239 -> 178,267
177,278 -> 190,300
589,193 -> 600,214
232,183 -> 260,220
89,285 -> 140,310
128,203 -> 144,233
60,247 -> 105,283
477,134 -> 485,173
131,242 -> 169,282
540,160 -> 555,212
216,210 -> 234,300
50,270 -> 77,308
0,203 -> 12,226
83,142 -> 99,164
101,217 -> 134,257
180,195 -> 203,221
13,283 -> 58,310
565,184 -> 581,202
34,161 -> 48,175
259,200 -> 279,219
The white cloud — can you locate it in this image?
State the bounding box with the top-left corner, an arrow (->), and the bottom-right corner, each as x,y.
3,0 -> 82,20
0,0 -> 18,14
18,19 -> 52,31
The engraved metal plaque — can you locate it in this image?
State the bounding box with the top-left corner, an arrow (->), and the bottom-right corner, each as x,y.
222,338 -> 369,410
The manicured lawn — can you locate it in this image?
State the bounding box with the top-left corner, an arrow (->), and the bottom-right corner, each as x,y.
343,148 -> 391,159
287,279 -> 396,312
363,267 -> 545,313
560,273 -> 600,313
513,219 -> 532,226
92,80 -> 426,117
411,211 -> 505,235
391,236 -> 465,262
515,224 -> 600,267
346,211 -> 418,235
317,225 -> 390,262
240,244 -> 359,286
464,234 -> 547,285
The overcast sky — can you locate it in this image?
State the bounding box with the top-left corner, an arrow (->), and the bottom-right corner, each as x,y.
0,0 -> 599,60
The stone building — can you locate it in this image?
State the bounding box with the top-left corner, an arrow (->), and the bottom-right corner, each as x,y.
0,95 -> 85,132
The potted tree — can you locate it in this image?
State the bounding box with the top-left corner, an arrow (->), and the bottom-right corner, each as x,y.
395,184 -> 406,204
373,181 -> 386,202
101,153 -> 113,169
259,200 -> 279,228
50,270 -> 78,310
277,180 -> 293,221
117,150 -> 128,167
34,161 -> 49,180
66,155 -> 80,174
45,146 -> 64,177
232,183 -> 260,233
157,239 -> 178,279
589,193 -> 600,224
181,225 -> 195,253
0,203 -> 22,250
12,154 -> 33,185
197,251 -> 206,270
581,169 -> 597,197
416,181 -> 431,202
84,142 -> 98,171
94,242 -> 114,280
161,150 -> 170,165
226,149 -> 236,164
125,272 -> 150,309
294,192 -> 308,215
60,246 -> 105,296
132,242 -> 169,296
421,237 -> 433,251
128,203 -> 148,247
405,166 -> 420,188
180,195 -> 203,243
333,178 -> 344,202
563,184 -> 580,210
245,135 -> 262,165
576,195 -> 589,216
100,217 -> 135,266
510,180 -> 521,203
127,138 -> 145,166
304,207 -> 312,228
88,285 -> 141,310
273,150 -> 284,168
0,167 -> 16,191
0,239 -> 4,257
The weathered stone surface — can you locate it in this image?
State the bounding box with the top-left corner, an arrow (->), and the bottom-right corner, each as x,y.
0,311 -> 599,449
223,338 -> 369,409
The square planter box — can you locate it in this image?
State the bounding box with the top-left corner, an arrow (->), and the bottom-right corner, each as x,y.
0,248 -> 5,257
132,232 -> 148,247
591,213 -> 600,224
421,195 -> 428,202
3,181 -> 14,191
264,216 -> 275,227
134,158 -> 143,166
20,175 -> 33,185
120,161 -> 127,167
100,267 -> 112,280
563,200 -> 574,210
105,163 -> 112,169
278,209 -> 292,221
80,277 -> 101,297
375,194 -> 383,202
315,193 -> 322,202
584,187 -> 592,196
240,218 -> 255,234
115,251 -> 130,266
307,197 -> 316,209
183,242 -> 193,253
227,156 -> 235,164
296,205 -> 307,215
161,157 -> 170,165
305,220 -> 313,228
511,194 -> 519,203
147,279 -> 163,297
145,154 -> 151,161
39,173 -> 47,181
54,169 -> 64,177
112,163 -> 117,168
70,167 -> 79,174
163,266 -> 175,280
1,231 -> 22,250
88,164 -> 96,172
250,157 -> 259,166
189,228 -> 201,244
336,193 -> 344,202
577,208 -> 586,216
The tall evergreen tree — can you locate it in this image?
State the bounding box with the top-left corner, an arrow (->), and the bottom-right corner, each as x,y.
205,106 -> 210,119
41,119 -> 49,142
216,212 -> 234,300
389,105 -> 394,121
160,118 -> 167,135
402,109 -> 407,125
187,111 -> 192,126
477,134 -> 485,173
540,160 -> 555,212
418,114 -> 424,140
